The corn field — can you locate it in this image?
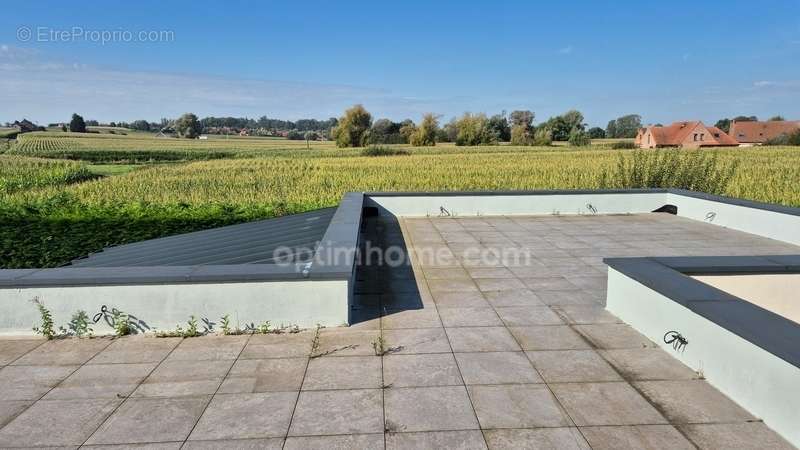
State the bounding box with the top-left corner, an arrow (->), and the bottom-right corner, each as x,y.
0,134 -> 799,268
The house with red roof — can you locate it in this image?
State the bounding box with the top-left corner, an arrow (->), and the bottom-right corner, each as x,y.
729,120 -> 800,145
635,121 -> 739,149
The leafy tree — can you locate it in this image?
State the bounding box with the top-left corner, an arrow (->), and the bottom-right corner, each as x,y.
605,114 -> 642,138
587,127 -> 606,139
487,113 -> 510,142
304,131 -> 318,141
454,113 -> 499,146
568,128 -> 591,146
287,130 -> 304,140
509,110 -> 536,145
714,118 -> 731,134
732,115 -> 757,122
369,118 -> 406,144
532,127 -> 553,146
509,110 -> 534,128
409,113 -> 439,146
130,120 -> 151,131
85,120 -> 99,127
332,104 -> 373,147
69,114 -> 86,133
510,125 -> 534,145
174,113 -> 202,138
769,115 -> 785,121
543,110 -> 585,141
436,117 -> 458,142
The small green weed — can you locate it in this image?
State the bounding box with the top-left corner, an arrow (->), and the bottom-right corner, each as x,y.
68,310 -> 93,337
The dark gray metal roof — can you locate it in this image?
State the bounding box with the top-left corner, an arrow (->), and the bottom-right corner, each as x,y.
71,208 -> 337,267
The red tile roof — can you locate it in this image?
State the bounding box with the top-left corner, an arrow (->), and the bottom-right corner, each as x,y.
706,126 -> 739,146
729,120 -> 800,143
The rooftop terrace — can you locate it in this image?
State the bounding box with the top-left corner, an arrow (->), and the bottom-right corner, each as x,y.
0,211 -> 796,448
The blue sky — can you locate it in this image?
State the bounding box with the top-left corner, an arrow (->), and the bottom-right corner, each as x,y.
1,0 -> 799,127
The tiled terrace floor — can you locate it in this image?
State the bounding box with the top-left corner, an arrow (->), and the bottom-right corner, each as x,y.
0,213 -> 798,449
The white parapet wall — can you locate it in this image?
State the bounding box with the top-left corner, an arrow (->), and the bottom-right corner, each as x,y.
667,191 -> 800,246
0,279 -> 350,336
366,191 -> 669,217
606,266 -> 800,447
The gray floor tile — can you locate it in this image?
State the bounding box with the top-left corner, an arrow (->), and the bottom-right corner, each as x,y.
482,289 -> 544,307
551,382 -> 667,426
574,324 -> 655,349
474,277 -> 526,292
508,325 -> 592,351
88,336 -> 181,364
382,328 -> 451,354
285,433 -> 384,450
455,351 -> 542,385
385,386 -> 478,432
44,362 -> 156,400
0,398 -> 120,447
483,428 -> 589,450
288,389 -> 383,436
387,430 -> 486,449
431,291 -> 490,308
303,355 -> 382,390
218,358 -> 307,393
316,329 -> 381,357
679,422 -> 795,450
86,396 -> 209,445
579,425 -> 695,450
495,306 -> 565,326
468,384 -> 570,429
132,359 -> 232,397
166,335 -> 248,361
427,278 -> 479,292
424,267 -> 470,279
527,350 -> 621,382
521,276 -> 579,291
599,348 -> 699,381
189,392 -> 297,440
239,331 -> 314,359
438,307 -> 503,327
383,353 -> 462,387
0,339 -> 43,366
381,308 -> 442,329
12,338 -> 111,366
634,380 -> 756,423
553,305 -> 621,324
446,327 -> 520,352
0,364 -> 78,400
0,400 -> 32,428
183,438 -> 283,449
467,267 -> 516,279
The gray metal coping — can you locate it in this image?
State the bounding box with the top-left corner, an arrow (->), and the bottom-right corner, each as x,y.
604,255 -> 800,369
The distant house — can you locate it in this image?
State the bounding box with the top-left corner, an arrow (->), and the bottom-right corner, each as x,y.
12,119 -> 44,133
728,120 -> 800,145
635,121 -> 738,148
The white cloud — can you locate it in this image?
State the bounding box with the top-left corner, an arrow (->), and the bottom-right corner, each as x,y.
753,80 -> 800,88
0,46 -> 464,123
557,45 -> 573,55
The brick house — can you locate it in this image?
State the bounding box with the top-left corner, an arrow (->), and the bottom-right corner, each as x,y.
728,120 -> 800,144
635,121 -> 738,148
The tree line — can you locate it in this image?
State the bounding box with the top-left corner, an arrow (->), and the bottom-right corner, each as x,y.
330,105 -> 607,148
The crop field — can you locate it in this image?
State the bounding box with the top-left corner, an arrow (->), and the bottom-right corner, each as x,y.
0,155 -> 97,195
0,130 -> 799,268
